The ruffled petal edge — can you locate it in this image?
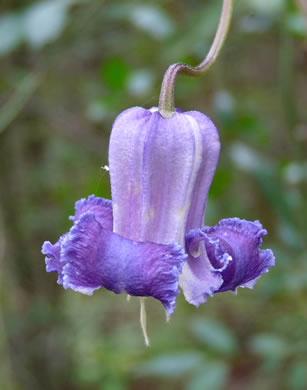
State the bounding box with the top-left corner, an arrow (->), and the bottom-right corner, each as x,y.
183,218 -> 275,304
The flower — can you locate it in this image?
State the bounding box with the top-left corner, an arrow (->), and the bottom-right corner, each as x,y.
42,107 -> 274,315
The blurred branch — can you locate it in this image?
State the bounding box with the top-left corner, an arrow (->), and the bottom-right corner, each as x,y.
279,9 -> 297,132
296,0 -> 307,19
40,104 -> 109,155
0,73 -> 41,135
0,208 -> 17,390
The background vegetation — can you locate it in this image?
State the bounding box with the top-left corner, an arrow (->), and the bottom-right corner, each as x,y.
0,0 -> 306,389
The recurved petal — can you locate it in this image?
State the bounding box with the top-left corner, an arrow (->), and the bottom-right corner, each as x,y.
180,229 -> 223,307
69,195 -> 113,230
185,218 -> 275,297
204,218 -> 275,292
61,212 -> 187,316
42,195 -> 113,285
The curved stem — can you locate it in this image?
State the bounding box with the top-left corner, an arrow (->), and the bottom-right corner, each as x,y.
158,0 -> 233,118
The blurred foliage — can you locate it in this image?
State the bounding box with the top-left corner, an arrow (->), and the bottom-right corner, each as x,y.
0,0 -> 306,389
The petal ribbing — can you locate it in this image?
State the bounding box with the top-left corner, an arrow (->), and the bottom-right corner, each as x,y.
109,108 -> 216,246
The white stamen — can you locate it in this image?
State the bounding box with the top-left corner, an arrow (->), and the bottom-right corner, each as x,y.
102,165 -> 109,171
149,107 -> 158,113
166,311 -> 171,323
127,294 -> 131,302
140,298 -> 150,346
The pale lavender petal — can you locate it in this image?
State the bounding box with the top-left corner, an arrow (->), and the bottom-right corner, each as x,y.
61,212 -> 187,316
184,218 -> 275,299
180,229 -> 223,307
140,111 -> 201,244
109,108 -> 217,246
70,195 -> 113,230
184,111 -> 220,231
109,107 -> 152,241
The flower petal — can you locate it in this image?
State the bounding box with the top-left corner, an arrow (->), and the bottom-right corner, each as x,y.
42,195 -> 113,285
184,111 -> 220,231
180,229 -> 223,307
109,107 -> 152,240
42,235 -> 66,284
61,212 -> 187,316
185,218 -> 275,297
109,108 -> 219,247
70,195 -> 113,230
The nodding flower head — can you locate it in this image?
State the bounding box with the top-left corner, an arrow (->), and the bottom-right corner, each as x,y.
42,107 -> 274,314
42,0 -> 275,344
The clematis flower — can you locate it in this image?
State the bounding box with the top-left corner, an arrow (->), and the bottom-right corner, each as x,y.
42,107 -> 274,312
42,0 -> 275,343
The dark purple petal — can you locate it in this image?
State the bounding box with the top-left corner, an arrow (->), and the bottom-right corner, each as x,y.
185,228 -> 233,273
70,195 -> 113,230
184,218 -> 275,298
42,195 -> 113,285
61,212 -> 187,316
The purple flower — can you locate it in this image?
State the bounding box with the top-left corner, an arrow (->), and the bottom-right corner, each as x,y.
42,107 -> 274,315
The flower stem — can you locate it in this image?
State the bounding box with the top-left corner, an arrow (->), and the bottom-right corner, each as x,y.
158,0 -> 233,118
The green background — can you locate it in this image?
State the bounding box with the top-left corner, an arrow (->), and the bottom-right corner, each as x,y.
0,0 -> 306,389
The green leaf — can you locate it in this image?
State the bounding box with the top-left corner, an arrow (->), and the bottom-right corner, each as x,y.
129,5 -> 175,39
135,352 -> 204,378
247,0 -> 285,15
187,361 -> 229,390
23,0 -> 71,48
0,13 -> 23,55
286,13 -> 307,37
249,334 -> 289,360
287,361 -> 307,390
101,57 -> 130,89
190,318 -> 238,356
